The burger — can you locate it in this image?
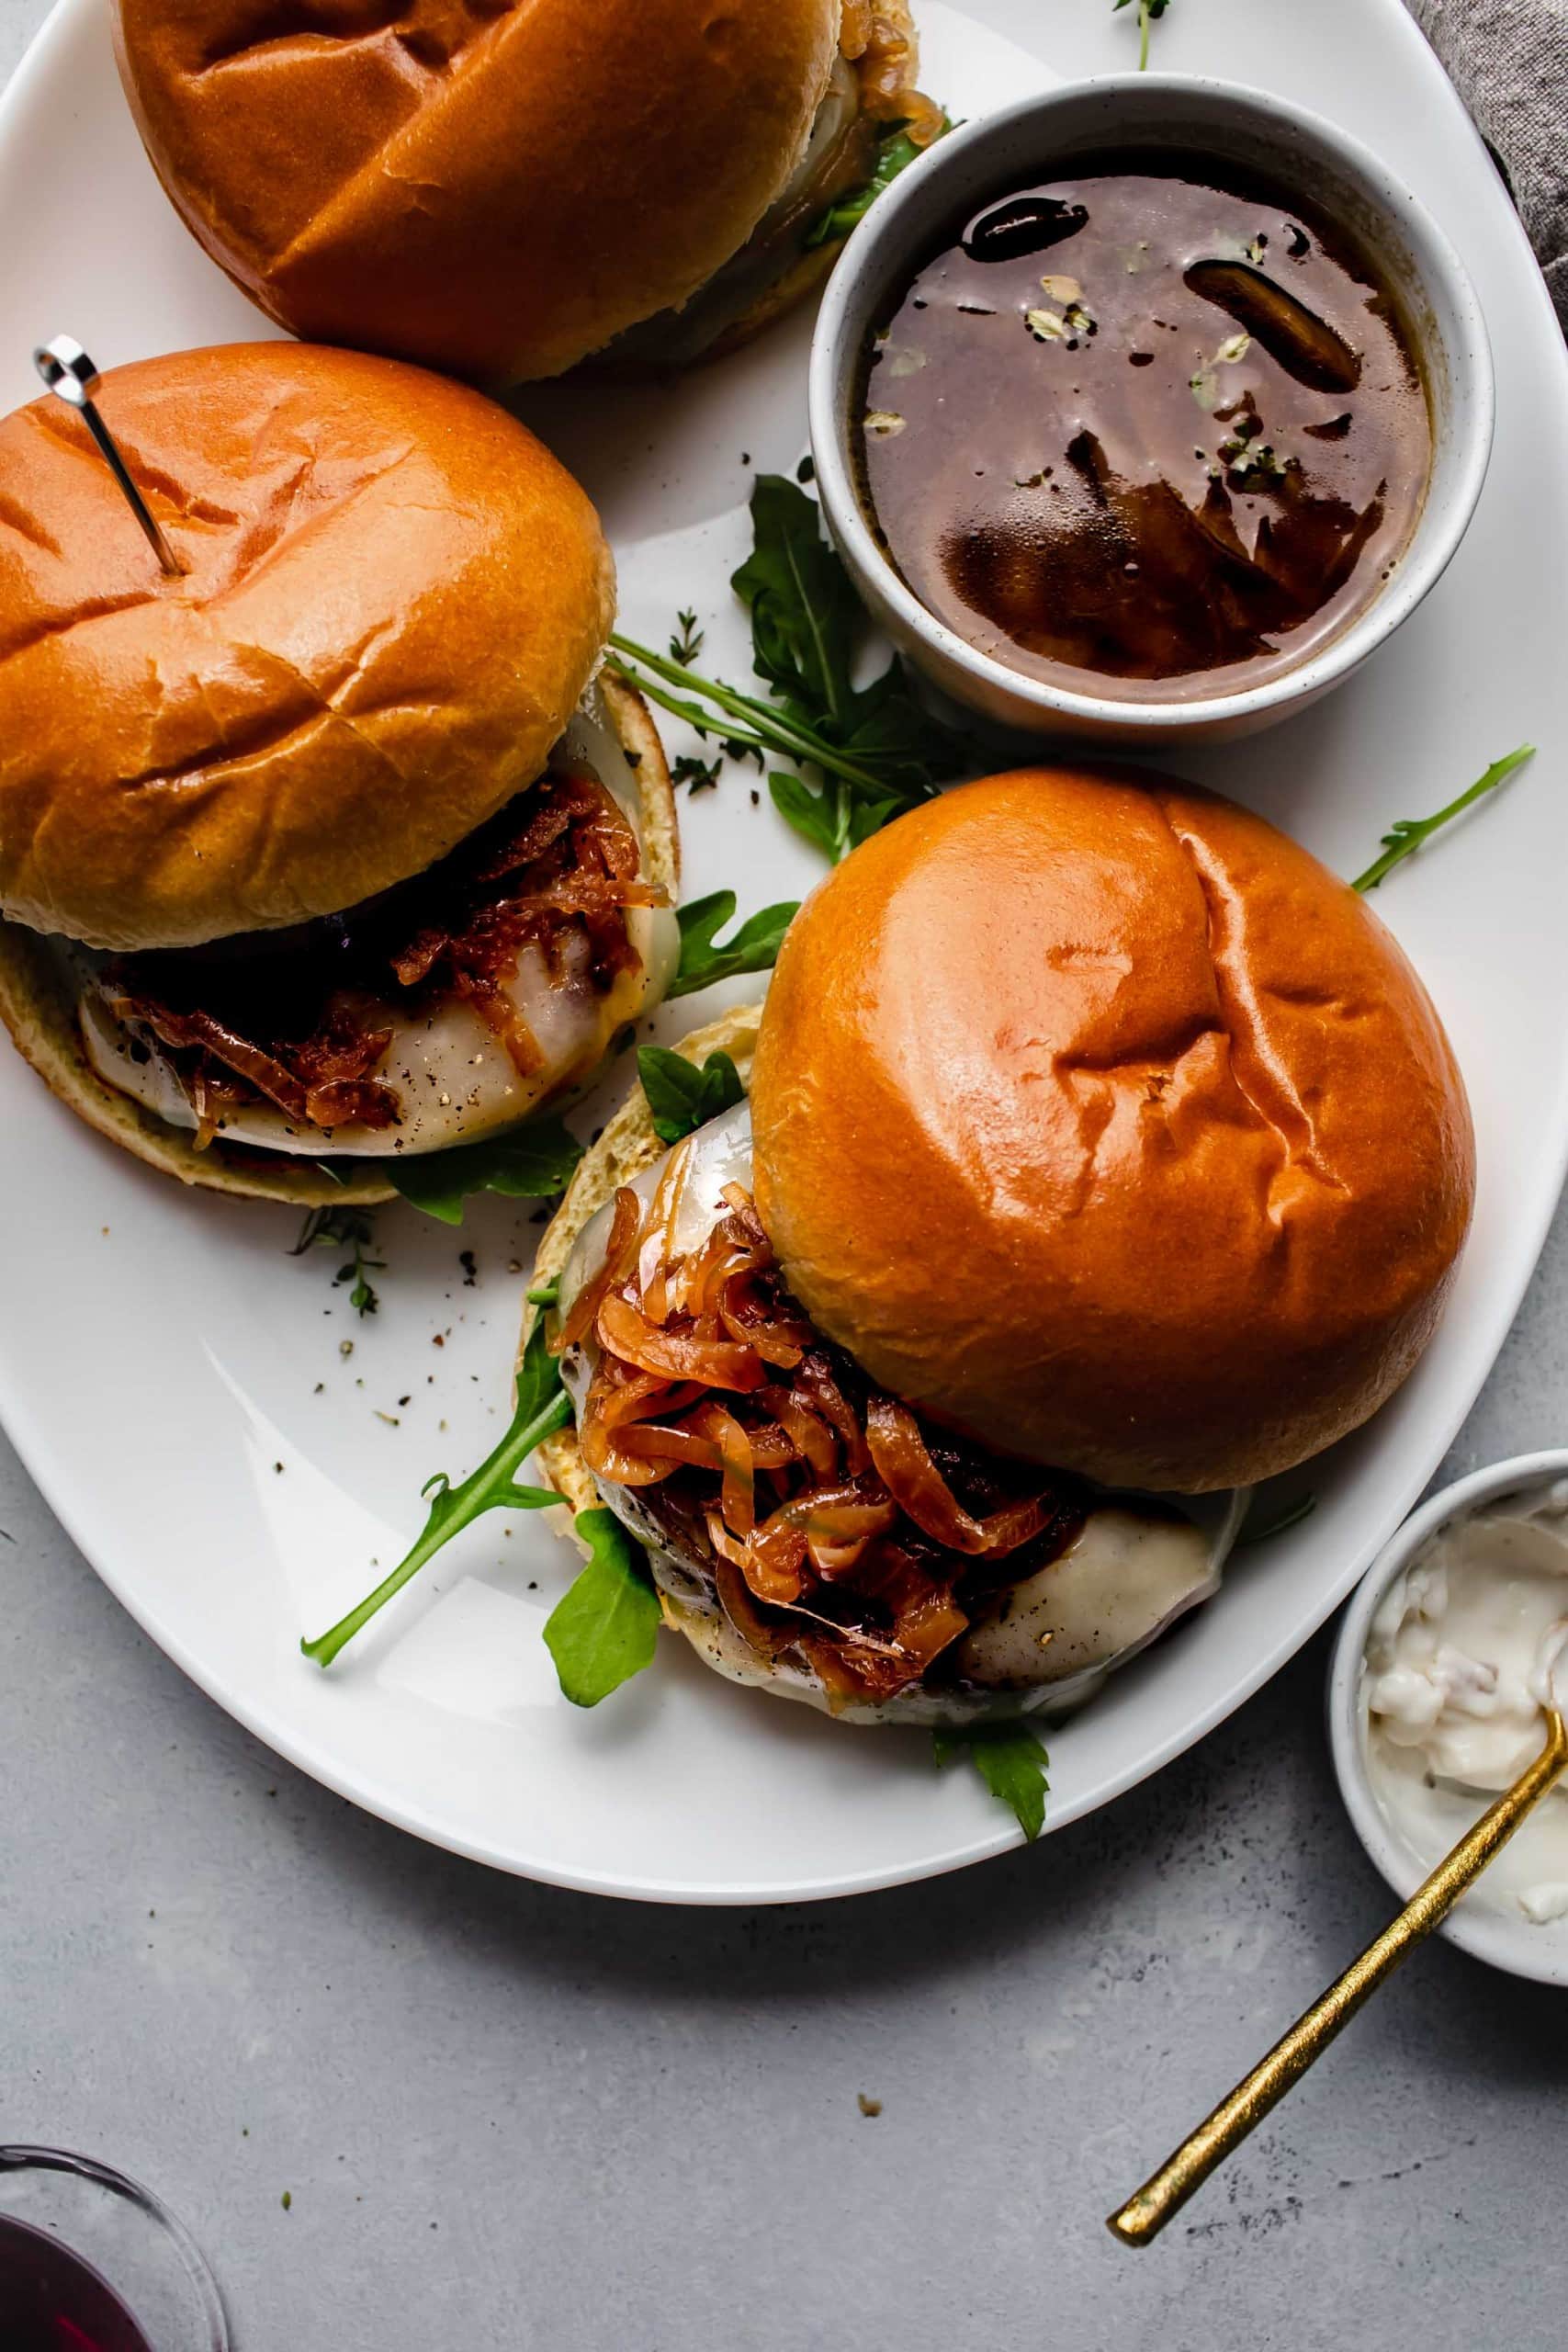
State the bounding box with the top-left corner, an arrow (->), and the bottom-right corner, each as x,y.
528,768 -> 1475,1724
0,342 -> 679,1208
112,0 -> 942,385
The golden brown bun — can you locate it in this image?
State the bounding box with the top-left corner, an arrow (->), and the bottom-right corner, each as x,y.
0,676 -> 676,1205
526,1003 -> 763,1517
750,769 -> 1476,1494
113,0 -> 843,384
0,343 -> 614,952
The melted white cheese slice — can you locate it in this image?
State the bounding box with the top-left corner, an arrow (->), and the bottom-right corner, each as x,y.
73,688 -> 679,1159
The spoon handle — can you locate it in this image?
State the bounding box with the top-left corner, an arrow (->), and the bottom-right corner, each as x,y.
1108,1707 -> 1568,2248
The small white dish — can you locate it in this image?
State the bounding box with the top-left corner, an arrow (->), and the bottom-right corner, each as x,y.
808,74 -> 1495,746
1328,1450 -> 1568,1987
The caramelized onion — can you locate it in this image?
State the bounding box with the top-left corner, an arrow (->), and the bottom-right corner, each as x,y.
760,1385 -> 840,1481
558,1185 -> 643,1351
865,1396 -> 1050,1556
597,1294 -> 766,1390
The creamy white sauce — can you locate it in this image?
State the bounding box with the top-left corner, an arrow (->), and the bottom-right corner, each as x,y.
1363,1478 -> 1568,1924
559,1103 -> 1241,1719
71,684 -> 678,1159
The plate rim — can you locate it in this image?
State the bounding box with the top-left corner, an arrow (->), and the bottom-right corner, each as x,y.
2,0 -> 1566,1903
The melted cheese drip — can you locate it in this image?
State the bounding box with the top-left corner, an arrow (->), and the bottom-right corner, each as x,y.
73,686 -> 679,1159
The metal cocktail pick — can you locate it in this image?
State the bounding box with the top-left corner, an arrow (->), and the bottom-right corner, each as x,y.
1108,1704 -> 1568,2247
32,335 -> 185,578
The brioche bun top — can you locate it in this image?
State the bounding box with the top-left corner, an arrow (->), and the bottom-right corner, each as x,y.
113,0 -> 843,383
750,767 -> 1475,1493
0,342 -> 613,952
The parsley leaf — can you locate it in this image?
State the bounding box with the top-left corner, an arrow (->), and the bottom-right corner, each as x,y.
638,1046 -> 745,1145
670,889 -> 798,998
301,1318 -> 570,1666
543,1509 -> 662,1707
805,116 -> 952,250
387,1119 -> 583,1226
290,1204 -> 383,1317
933,1722 -> 1050,1841
1352,746 -> 1534,892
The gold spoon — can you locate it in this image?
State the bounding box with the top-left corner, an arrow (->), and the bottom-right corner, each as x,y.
1109,1704 -> 1568,2248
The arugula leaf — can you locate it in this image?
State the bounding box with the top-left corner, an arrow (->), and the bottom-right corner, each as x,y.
732,474 -> 865,728
1352,746 -> 1534,893
805,118 -> 951,250
1112,0 -> 1169,71
670,889 -> 798,998
388,1119 -> 583,1226
609,480 -> 970,867
933,1721 -> 1050,1842
301,1318 -> 570,1667
638,1046 -> 745,1145
768,771 -> 841,861
543,1509 -> 662,1707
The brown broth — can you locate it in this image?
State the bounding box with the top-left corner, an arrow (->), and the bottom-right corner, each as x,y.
855,152 -> 1432,699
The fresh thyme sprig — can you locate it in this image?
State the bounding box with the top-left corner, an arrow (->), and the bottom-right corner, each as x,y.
290,1204 -> 383,1317
1353,746 -> 1534,892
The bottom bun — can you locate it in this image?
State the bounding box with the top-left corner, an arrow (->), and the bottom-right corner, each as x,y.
0,674 -> 676,1207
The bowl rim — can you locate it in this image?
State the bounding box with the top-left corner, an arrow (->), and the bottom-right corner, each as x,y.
1326,1447 -> 1568,1988
807,70 -> 1497,734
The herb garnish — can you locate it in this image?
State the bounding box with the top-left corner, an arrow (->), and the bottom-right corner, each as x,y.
1352,746 -> 1534,892
670,607 -> 705,666
1112,0 -> 1169,72
290,1204 -> 383,1317
302,1318 -> 571,1666
302,1289 -> 661,1703
638,1046 -> 745,1144
543,1509 -> 661,1707
387,1120 -> 583,1227
805,117 -> 951,250
608,478 -> 969,864
933,1721 -> 1050,1841
671,752 -> 723,797
669,889 -> 798,999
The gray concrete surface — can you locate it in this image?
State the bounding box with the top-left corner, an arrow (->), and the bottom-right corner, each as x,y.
2,4 -> 1565,2346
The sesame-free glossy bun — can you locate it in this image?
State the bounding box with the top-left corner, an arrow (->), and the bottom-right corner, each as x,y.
0,343 -> 614,952
113,0 -> 843,383
750,768 -> 1476,1494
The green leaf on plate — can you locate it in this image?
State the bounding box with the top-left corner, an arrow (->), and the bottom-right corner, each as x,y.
933,1721 -> 1050,1842
670,889 -> 798,998
544,1509 -> 662,1707
386,1119 -> 584,1226
637,1046 -> 746,1146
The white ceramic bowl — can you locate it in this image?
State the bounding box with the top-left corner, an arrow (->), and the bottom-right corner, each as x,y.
1327,1449 -> 1568,1987
808,75 -> 1495,747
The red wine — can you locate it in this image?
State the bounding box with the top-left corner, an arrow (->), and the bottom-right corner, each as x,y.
0,2214 -> 153,2351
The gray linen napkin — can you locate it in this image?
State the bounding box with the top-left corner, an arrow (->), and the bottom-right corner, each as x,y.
1410,0 -> 1568,328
